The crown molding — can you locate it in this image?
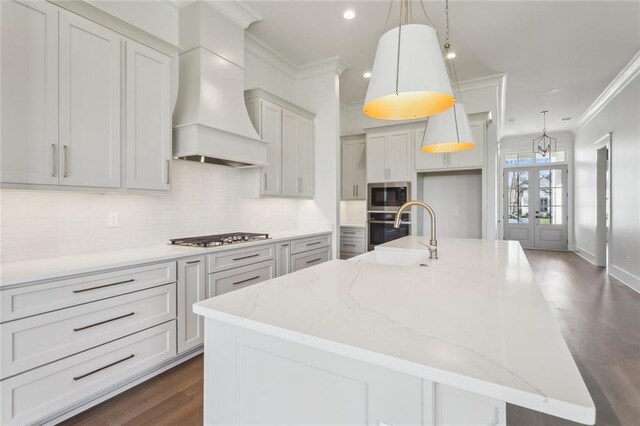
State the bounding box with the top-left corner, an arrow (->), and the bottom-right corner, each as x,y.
297,56 -> 349,79
176,0 -> 261,28
340,97 -> 363,112
245,33 -> 298,78
574,50 -> 640,132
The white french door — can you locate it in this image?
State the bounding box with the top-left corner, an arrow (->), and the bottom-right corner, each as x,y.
503,165 -> 568,250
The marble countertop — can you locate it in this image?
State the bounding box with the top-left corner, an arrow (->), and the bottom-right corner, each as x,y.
340,223 -> 366,228
0,228 -> 332,288
194,237 -> 595,424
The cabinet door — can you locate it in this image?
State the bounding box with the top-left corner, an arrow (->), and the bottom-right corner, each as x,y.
125,40 -> 171,190
341,142 -> 356,200
281,110 -> 299,196
387,130 -> 413,181
1,0 -> 58,185
296,116 -> 314,197
59,11 -> 120,188
276,242 -> 291,277
260,99 -> 282,196
366,134 -> 388,183
177,256 -> 206,353
415,127 -> 447,171
447,120 -> 485,169
354,140 -> 366,199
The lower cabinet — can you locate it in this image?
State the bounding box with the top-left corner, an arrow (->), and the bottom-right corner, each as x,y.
276,242 -> 292,277
291,247 -> 331,272
339,226 -> 366,260
1,321 -> 176,426
177,256 -> 206,353
208,259 -> 276,297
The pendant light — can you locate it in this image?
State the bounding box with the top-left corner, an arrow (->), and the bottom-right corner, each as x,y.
363,0 -> 454,120
421,0 -> 475,153
532,111 -> 557,157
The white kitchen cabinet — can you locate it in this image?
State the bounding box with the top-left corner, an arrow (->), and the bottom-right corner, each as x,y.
276,242 -> 292,277
177,256 -> 206,353
125,40 -> 172,191
341,137 -> 366,200
59,10 -> 121,188
208,260 -> 276,296
245,89 -> 315,198
435,384 -> 506,425
291,247 -> 331,272
415,119 -> 486,171
366,129 -> 413,183
0,0 -> 59,185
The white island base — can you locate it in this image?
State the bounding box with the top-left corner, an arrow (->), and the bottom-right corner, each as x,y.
204,318 -> 505,425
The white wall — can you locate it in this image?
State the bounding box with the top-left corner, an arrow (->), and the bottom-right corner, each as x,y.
574,73 -> 640,292
340,200 -> 367,226
0,160 -> 298,263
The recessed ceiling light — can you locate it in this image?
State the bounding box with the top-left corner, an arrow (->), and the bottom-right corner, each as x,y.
548,88 -> 561,94
445,51 -> 456,60
343,9 -> 356,20
560,116 -> 572,121
363,71 -> 372,79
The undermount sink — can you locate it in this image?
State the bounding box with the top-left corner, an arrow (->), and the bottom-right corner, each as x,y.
350,250 -> 430,267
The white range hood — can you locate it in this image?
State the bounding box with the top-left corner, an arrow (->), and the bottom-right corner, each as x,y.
172,1 -> 267,167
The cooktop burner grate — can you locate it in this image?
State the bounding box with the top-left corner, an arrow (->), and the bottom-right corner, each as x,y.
169,232 -> 270,248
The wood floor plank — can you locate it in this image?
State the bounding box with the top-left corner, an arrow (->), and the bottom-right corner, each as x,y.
60,249 -> 640,426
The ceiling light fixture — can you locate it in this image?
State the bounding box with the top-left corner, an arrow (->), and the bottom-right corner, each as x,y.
445,51 -> 456,59
532,111 -> 557,157
363,0 -> 454,120
363,71 -> 372,78
548,88 -> 561,94
421,0 -> 475,153
560,116 -> 572,121
343,9 -> 356,20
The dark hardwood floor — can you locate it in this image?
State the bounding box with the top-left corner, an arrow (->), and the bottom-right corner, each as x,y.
62,250 -> 640,426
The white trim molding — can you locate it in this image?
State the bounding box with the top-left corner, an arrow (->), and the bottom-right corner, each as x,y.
456,73 -> 507,140
574,50 -> 640,131
610,265 -> 640,294
574,245 -> 597,265
176,0 -> 262,29
298,56 -> 348,79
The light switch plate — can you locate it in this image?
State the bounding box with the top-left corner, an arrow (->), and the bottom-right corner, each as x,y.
108,212 -> 119,227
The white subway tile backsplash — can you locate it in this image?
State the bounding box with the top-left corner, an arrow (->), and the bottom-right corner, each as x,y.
0,160 -> 302,263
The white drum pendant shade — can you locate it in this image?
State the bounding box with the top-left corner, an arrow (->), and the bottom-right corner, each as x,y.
422,103 -> 475,153
364,24 -> 455,120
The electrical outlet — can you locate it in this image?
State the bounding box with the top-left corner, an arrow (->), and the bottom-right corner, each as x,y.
108,212 -> 119,227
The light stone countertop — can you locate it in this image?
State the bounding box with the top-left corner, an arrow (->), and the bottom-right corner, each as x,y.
0,228 -> 333,288
340,223 -> 366,228
194,237 -> 595,424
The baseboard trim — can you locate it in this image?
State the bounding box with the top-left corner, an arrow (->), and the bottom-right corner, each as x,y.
574,246 -> 596,265
610,265 -> 640,294
38,345 -> 204,426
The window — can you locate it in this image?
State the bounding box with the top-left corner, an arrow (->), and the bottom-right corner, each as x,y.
504,150 -> 567,166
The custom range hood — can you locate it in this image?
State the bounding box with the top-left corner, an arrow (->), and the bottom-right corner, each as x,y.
172,1 -> 267,168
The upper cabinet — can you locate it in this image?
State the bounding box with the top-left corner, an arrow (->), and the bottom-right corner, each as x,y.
0,1 -> 174,192
415,119 -> 487,171
245,89 -> 315,198
1,0 -> 59,185
58,11 -> 121,188
125,40 -> 172,190
341,137 -> 366,200
366,129 -> 413,183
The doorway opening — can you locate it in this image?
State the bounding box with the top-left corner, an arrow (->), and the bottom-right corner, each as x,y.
595,133 -> 612,267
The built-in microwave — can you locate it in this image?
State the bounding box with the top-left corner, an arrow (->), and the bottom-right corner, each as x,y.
367,182 -> 410,212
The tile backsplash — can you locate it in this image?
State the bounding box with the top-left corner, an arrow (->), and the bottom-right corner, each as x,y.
0,160 -> 304,263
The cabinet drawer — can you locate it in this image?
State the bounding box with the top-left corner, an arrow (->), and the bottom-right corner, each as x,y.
1,284 -> 176,379
340,238 -> 366,255
1,321 -> 176,426
340,227 -> 365,240
290,234 -> 331,254
208,259 -> 275,297
291,247 -> 331,272
1,261 -> 176,322
207,244 -> 275,273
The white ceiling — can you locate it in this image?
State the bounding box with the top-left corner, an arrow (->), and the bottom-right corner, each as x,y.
243,1 -> 640,136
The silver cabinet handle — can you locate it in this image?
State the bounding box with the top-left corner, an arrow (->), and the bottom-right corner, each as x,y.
166,160 -> 170,184
343,243 -> 356,247
233,275 -> 260,285
63,145 -> 68,177
232,253 -> 260,261
342,231 -> 356,234
73,312 -> 135,332
305,257 -> 323,264
306,241 -> 322,246
51,144 -> 56,177
356,185 -> 359,197
73,354 -> 134,381
186,260 -> 200,264
72,278 -> 135,293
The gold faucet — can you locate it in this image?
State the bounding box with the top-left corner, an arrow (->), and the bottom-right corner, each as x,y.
393,200 -> 438,259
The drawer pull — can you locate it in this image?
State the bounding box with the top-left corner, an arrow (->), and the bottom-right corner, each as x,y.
186,260 -> 200,264
343,244 -> 356,247
343,231 -> 356,234
73,312 -> 135,332
306,258 -> 323,264
73,354 -> 135,381
232,253 -> 260,261
306,241 -> 322,246
72,279 -> 135,294
233,275 -> 260,286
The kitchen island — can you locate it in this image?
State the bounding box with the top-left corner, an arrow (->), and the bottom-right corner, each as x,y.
193,237 -> 595,425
